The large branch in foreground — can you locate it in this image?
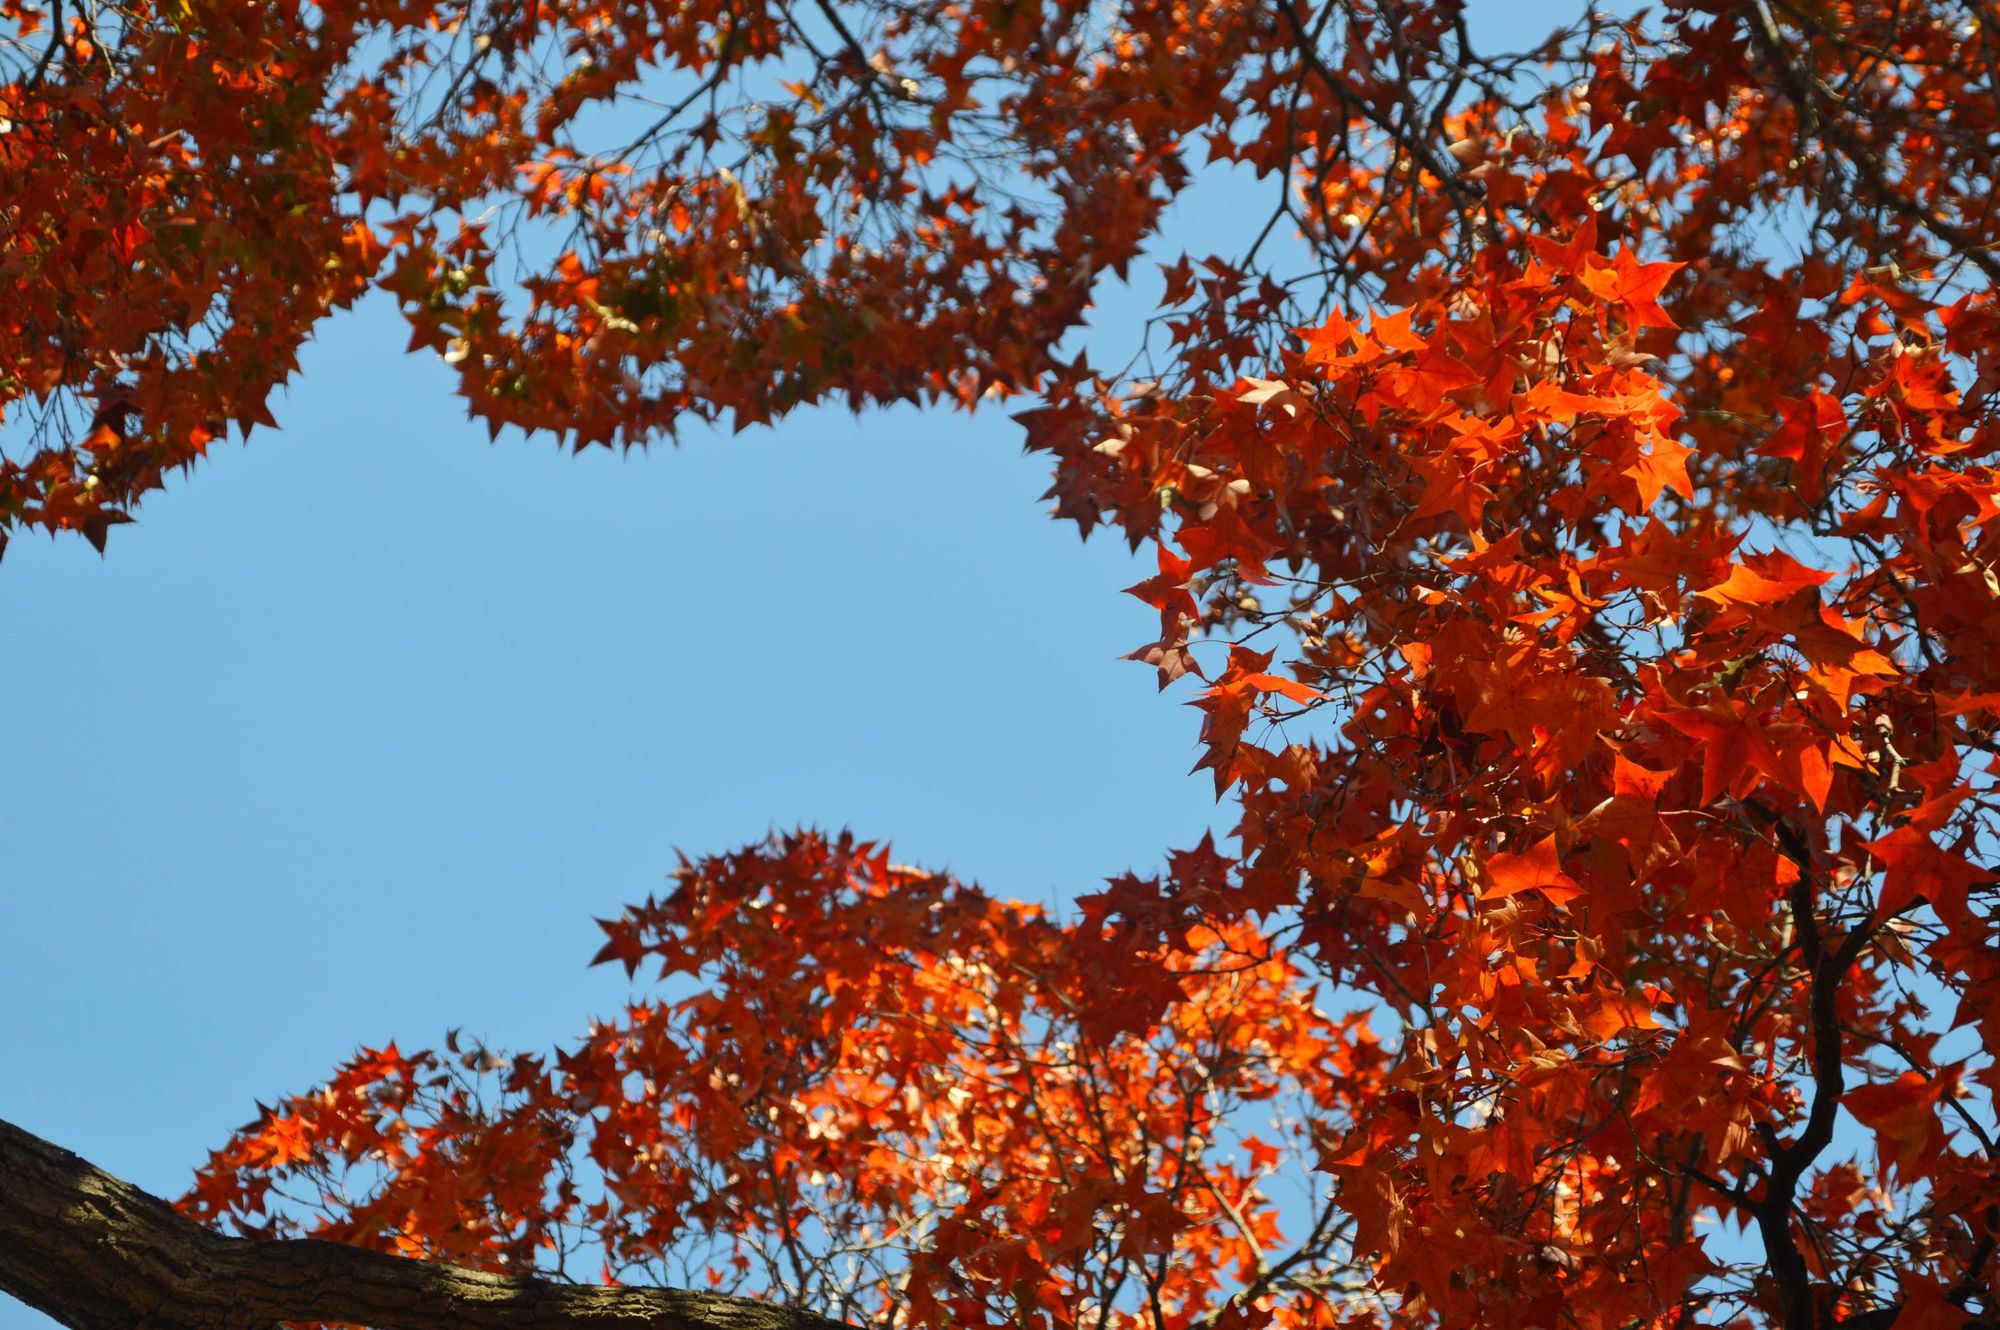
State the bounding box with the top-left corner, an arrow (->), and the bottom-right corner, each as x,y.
0,1116 -> 858,1330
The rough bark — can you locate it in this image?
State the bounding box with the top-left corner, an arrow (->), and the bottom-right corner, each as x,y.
0,1115 -> 857,1330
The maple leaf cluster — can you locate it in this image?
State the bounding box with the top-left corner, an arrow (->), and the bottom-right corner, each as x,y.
184,832 -> 1385,1330
1008,2 -> 2000,1318
2,0 -> 1203,548
10,1 -> 2000,1328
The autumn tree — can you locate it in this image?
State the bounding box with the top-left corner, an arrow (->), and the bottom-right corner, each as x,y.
4,2 -> 2000,1330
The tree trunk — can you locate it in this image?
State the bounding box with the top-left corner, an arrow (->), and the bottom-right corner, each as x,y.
0,1116 -> 855,1330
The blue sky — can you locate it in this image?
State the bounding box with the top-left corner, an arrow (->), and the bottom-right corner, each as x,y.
0,269 -> 1232,1203
0,7 -> 1600,1326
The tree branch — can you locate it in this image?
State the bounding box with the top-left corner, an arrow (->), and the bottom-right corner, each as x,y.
1737,832 -> 1874,1330
0,1115 -> 859,1330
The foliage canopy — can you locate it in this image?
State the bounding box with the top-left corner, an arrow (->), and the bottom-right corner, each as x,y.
5,2 -> 2000,1329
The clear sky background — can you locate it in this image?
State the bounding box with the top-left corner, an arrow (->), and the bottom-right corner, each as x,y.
0,172 -> 1241,1326
0,8 -> 1590,1327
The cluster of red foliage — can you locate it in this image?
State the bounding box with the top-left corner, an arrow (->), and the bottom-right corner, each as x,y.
10,1 -> 2000,1327
184,835 -> 1384,1325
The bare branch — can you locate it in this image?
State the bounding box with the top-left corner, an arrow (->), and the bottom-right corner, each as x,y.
0,1115 -> 858,1330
